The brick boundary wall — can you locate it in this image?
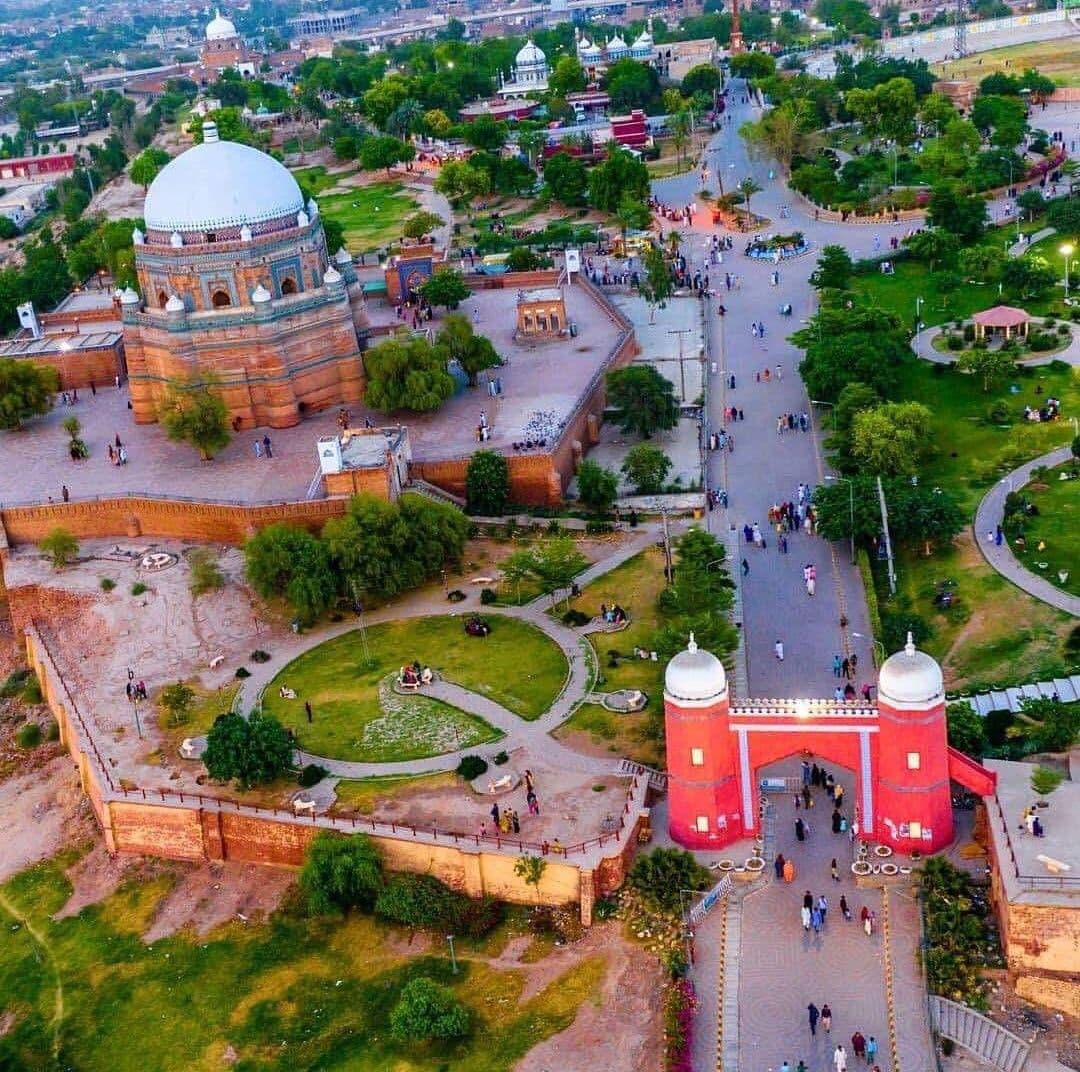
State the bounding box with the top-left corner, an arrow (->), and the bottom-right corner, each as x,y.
20,620 -> 651,924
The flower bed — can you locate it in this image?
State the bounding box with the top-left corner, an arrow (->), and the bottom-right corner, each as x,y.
664,978 -> 698,1072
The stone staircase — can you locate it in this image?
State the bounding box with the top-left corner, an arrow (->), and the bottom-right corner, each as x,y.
407,478 -> 466,509
929,997 -> 1030,1072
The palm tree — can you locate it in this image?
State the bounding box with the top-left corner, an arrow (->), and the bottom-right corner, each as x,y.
670,110 -> 691,168
666,230 -> 683,258
737,177 -> 762,224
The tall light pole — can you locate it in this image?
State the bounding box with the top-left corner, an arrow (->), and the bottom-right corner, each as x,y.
852,631 -> 886,668
446,934 -> 458,973
825,474 -> 856,564
1061,242 -> 1075,297
915,296 -> 924,356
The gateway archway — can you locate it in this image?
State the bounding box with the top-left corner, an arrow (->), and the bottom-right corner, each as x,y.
663,635 -> 996,854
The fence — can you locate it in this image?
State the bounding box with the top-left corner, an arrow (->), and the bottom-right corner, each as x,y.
928,997 -> 1029,1072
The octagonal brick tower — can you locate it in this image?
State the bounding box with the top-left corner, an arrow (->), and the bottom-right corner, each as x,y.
664,634 -> 741,849
874,632 -> 953,853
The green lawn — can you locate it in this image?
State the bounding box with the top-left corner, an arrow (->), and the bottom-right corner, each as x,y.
1010,464 -> 1080,598
877,360 -> 1079,690
553,548 -> 668,767
332,771 -> 459,815
934,39 -> 1080,87
291,164 -> 356,195
0,857 -> 606,1072
261,616 -> 567,760
315,181 -> 419,253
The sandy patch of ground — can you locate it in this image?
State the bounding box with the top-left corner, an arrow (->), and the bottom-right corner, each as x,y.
513,924 -> 665,1072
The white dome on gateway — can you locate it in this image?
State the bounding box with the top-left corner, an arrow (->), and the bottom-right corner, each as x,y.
664,634 -> 727,704
143,124 -> 305,237
877,632 -> 944,708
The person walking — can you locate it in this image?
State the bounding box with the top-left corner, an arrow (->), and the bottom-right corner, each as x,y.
802,760 -> 811,786
811,906 -> 822,932
802,904 -> 812,930
774,639 -> 785,661
834,1043 -> 847,1072
808,1003 -> 820,1036
861,906 -> 875,936
795,817 -> 805,842
831,858 -> 840,882
865,1036 -> 878,1065
775,852 -> 786,879
304,701 -> 313,723
817,894 -> 828,923
742,557 -> 750,577
840,894 -> 852,921
851,1032 -> 866,1061
821,1004 -> 833,1033
263,435 -> 273,458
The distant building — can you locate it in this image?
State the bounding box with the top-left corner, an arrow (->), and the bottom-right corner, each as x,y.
497,40 -> 550,99
318,425 -> 412,501
0,154 -> 75,182
576,21 -> 719,83
202,9 -> 256,77
0,182 -> 55,229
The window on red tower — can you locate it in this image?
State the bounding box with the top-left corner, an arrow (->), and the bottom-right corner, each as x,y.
690,748 -> 705,766
906,752 -> 921,770
695,815 -> 709,833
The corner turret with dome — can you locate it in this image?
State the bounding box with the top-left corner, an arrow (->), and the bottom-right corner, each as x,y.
876,631 -> 944,709
664,633 -> 728,705
121,122 -> 368,429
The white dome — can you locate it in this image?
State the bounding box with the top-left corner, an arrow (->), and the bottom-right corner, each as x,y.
608,33 -> 628,51
334,246 -> 353,265
206,8 -> 237,40
144,126 -> 305,234
323,265 -> 342,283
251,284 -> 271,303
665,634 -> 727,704
164,294 -> 185,312
119,287 -> 141,305
633,29 -> 653,48
516,40 -> 545,66
581,39 -> 602,57
877,632 -> 944,708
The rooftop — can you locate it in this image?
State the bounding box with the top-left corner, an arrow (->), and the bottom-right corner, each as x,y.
972,304 -> 1030,327
0,331 -> 122,358
339,426 -> 407,470
518,287 -> 563,303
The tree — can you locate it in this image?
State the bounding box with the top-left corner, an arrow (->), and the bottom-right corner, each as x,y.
1016,188 -> 1045,220
621,444 -> 672,494
616,194 -> 651,241
513,854 -> 547,904
129,147 -> 170,190
158,375 -> 231,460
1030,765 -> 1064,797
360,134 -> 414,173
203,710 -> 293,788
957,347 -> 1016,393
434,160 -> 490,208
730,52 -> 777,81
845,77 -> 917,144
628,847 -> 710,911
158,680 -> 196,726
1047,197 -> 1080,237
681,63 -> 722,97
423,108 -> 453,136
958,245 -> 1006,283
902,229 -> 959,272
810,245 -> 854,290
947,701 -> 987,758
1009,697 -> 1080,754
362,76 -> 411,129
587,148 -> 650,213
824,382 -> 881,472
465,449 -> 510,515
504,537 -> 588,608
606,364 -> 680,439
1002,256 -> 1058,300
418,267 -> 471,311
0,359 -> 58,430
971,94 -> 1027,149
576,460 -> 619,513
244,523 -> 338,623
928,182 -> 987,242
737,177 -> 762,220
385,99 -> 422,140
638,243 -> 673,325
918,92 -> 956,131
549,55 -> 587,98
301,832 -> 384,914
741,98 -> 822,172
364,335 -> 456,414
602,57 -> 660,111
432,313 -> 500,386
39,527 -> 78,569
390,978 -> 469,1042
850,401 -> 932,476
506,247 -> 542,272
463,114 -> 508,153
402,210 -> 445,242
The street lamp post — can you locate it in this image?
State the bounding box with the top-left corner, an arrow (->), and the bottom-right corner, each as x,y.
915,296 -> 924,356
809,398 -> 836,433
1061,243 -> 1075,297
446,934 -> 458,973
852,631 -> 886,668
825,474 -> 856,565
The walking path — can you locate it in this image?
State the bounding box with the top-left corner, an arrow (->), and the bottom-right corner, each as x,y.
972,444 -> 1080,616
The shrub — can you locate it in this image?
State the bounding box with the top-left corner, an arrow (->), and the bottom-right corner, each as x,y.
1057,323 -> 1071,336
962,324 -> 975,342
456,754 -> 488,780
44,720 -> 60,741
39,527 -> 78,569
447,589 -> 466,602
298,763 -> 329,787
188,547 -> 225,596
628,848 -> 710,911
131,581 -> 148,596
100,577 -> 116,592
21,677 -> 43,704
493,750 -> 509,765
479,588 -> 497,605
593,896 -> 619,920
561,608 -> 590,627
373,873 -> 501,936
0,669 -> 31,698
1027,331 -> 1057,352
663,978 -> 697,1072
250,650 -> 271,663
1030,765 -> 1064,796
16,722 -> 42,749
390,977 -> 469,1042
986,401 -> 1010,425
946,334 -> 964,351
234,666 -> 251,679
1043,315 -> 1056,328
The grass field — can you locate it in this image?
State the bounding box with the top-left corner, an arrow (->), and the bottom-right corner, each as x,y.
0,857 -> 606,1072
1010,464 -> 1080,598
332,771 -> 460,814
291,164 -> 357,196
934,39 -> 1080,87
879,360 -> 1079,690
315,181 -> 419,253
553,548 -> 668,767
261,615 -> 567,761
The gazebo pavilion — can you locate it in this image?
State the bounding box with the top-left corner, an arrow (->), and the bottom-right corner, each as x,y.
972,305 -> 1031,341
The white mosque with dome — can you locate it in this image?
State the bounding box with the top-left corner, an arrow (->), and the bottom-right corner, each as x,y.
201,7 -> 255,75
497,40 -> 550,99
575,19 -> 657,80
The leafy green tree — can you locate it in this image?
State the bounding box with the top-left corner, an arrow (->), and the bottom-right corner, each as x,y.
958,244 -> 1006,283
359,134 -> 415,173
203,710 -> 293,788
549,55 -> 587,98
362,75 -> 411,129
244,523 -> 338,623
402,210 -> 445,242
39,527 -> 78,569
576,460 -> 619,513
918,92 -> 956,130
542,150 -> 587,206
638,243 -> 673,325
385,99 -> 423,140
390,978 -> 469,1042
418,267 -> 471,311
423,108 -> 453,136
628,847 -> 710,911
1009,697 -> 1080,754
928,182 -> 987,242
1030,765 -> 1064,797
159,375 -> 232,460
730,52 -> 777,81
0,359 -> 57,429
621,444 -> 672,494
432,313 -> 500,386
1046,197 -> 1080,237
1016,188 -> 1045,220
363,335 -> 456,414
463,114 -> 508,152
681,63 -> 722,97
741,98 -> 822,171
846,76 -> 917,144
129,147 -> 170,190
505,537 -> 588,608
737,177 -> 763,219
810,244 -> 854,290
606,364 -> 680,439
465,449 -> 510,515
434,160 -> 491,208
506,247 -> 542,272
1002,256 -> 1058,300
851,401 -> 933,476
513,855 -> 547,904
902,229 -> 959,271
602,57 -> 660,111
158,680 -> 196,726
301,832 -> 384,914
957,347 -> 1016,392
587,148 -> 650,213
824,381 -> 880,471
971,94 -> 1027,149
947,701 -> 987,758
